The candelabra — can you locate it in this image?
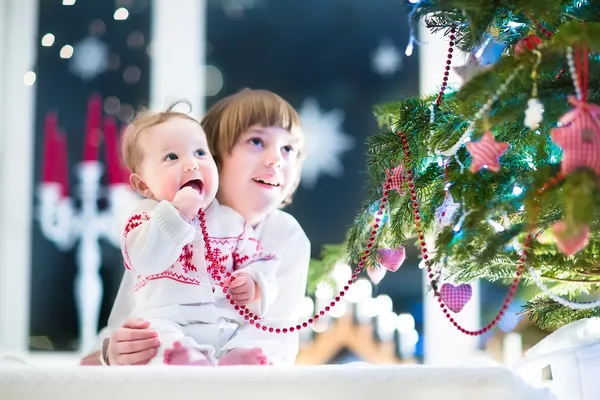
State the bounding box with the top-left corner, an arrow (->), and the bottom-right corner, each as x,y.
37,95 -> 139,353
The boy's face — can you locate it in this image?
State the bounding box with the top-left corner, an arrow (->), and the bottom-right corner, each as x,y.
217,125 -> 300,224
130,117 -> 219,210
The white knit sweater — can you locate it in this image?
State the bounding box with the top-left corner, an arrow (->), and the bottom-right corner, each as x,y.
94,205 -> 310,365
121,199 -> 277,318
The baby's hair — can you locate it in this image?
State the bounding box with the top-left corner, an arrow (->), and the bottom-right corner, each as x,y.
121,100 -> 199,173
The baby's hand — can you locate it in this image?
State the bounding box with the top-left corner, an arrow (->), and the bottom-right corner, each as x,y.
228,273 -> 259,306
172,187 -> 203,221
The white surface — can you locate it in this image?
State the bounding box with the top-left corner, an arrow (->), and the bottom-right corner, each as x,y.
516,319 -> 600,400
150,0 -> 206,117
0,0 -> 37,353
0,364 -> 555,400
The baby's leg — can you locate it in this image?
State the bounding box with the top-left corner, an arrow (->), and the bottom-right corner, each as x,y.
218,320 -> 284,366
144,319 -> 213,366
163,341 -> 212,366
218,347 -> 269,366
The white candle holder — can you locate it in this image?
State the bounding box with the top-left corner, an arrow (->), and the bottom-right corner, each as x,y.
37,160 -> 139,353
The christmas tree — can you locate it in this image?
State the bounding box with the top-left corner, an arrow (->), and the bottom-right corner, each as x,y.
345,0 -> 600,333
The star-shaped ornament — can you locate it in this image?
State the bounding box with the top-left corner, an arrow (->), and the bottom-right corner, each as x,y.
454,55 -> 491,84
385,165 -> 404,194
466,131 -> 509,172
434,193 -> 460,231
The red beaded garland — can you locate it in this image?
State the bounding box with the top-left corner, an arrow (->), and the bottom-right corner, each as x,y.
197,178 -> 393,333
397,131 -> 528,336
435,27 -> 457,106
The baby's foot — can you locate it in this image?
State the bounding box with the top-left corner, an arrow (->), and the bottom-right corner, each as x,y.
163,341 -> 212,366
218,347 -> 269,366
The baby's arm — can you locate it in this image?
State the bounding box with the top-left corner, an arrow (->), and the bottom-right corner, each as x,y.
122,200 -> 196,275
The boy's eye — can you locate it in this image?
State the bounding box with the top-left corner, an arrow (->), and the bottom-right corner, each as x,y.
250,137 -> 262,146
283,145 -> 294,153
195,149 -> 206,157
164,153 -> 178,161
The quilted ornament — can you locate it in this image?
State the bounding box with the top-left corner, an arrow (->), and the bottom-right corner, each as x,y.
376,246 -> 406,272
551,96 -> 600,176
553,220 -> 590,257
440,283 -> 473,313
466,131 -> 509,173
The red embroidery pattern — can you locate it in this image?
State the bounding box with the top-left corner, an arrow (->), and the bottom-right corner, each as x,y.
123,212 -> 150,271
178,244 -> 196,273
232,252 -> 249,270
123,212 -> 276,291
123,212 -> 148,237
134,270 -> 201,291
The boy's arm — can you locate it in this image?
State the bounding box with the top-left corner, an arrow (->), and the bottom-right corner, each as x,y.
222,228 -> 310,364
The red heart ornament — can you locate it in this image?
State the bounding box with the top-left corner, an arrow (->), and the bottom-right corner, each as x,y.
440,283 -> 473,313
376,246 -> 406,272
553,221 -> 590,256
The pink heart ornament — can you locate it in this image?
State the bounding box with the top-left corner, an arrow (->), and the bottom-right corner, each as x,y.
440,283 -> 472,313
553,221 -> 590,256
376,246 -> 406,272
367,266 -> 387,284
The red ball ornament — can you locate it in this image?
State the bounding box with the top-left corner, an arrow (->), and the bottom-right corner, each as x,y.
514,35 -> 543,57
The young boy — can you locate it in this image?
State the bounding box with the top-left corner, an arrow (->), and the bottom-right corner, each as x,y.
119,102 -> 277,366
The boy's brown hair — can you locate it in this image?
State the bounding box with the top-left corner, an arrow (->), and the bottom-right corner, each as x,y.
121,100 -> 200,173
201,88 -> 304,206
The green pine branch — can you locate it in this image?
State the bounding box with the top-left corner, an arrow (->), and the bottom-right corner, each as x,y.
524,297 -> 600,330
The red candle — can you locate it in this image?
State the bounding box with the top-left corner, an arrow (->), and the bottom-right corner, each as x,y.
56,130 -> 70,197
42,113 -> 59,183
82,95 -> 102,162
103,116 -> 123,185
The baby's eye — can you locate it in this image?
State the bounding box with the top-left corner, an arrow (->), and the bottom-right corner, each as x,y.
195,149 -> 206,157
163,153 -> 178,161
283,145 -> 294,153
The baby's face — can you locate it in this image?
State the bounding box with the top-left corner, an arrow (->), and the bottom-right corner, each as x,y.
132,117 -> 218,208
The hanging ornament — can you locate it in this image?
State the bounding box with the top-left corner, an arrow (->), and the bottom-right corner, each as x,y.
433,161 -> 460,233
525,98 -> 544,130
552,46 -> 600,175
376,246 -> 406,272
551,96 -> 600,175
453,54 -> 490,84
477,33 -> 507,66
553,220 -> 590,256
434,193 -> 461,232
524,50 -> 544,130
367,265 -> 387,284
385,164 -> 404,194
440,283 -> 473,313
466,130 -> 510,172
514,34 -> 543,58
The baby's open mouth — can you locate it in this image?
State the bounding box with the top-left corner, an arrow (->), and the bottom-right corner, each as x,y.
181,179 -> 204,194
